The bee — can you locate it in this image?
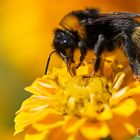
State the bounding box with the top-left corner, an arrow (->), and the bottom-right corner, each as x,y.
45,8 -> 140,80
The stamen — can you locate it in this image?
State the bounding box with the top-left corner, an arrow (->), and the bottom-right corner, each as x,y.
67,97 -> 76,111
113,72 -> 126,90
90,94 -> 95,104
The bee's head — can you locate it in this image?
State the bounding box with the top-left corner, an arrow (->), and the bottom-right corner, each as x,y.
53,28 -> 78,76
53,28 -> 78,62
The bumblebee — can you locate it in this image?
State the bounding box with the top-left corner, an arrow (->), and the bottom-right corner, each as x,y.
45,8 -> 140,80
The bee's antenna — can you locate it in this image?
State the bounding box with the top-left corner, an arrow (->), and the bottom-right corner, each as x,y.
45,50 -> 56,74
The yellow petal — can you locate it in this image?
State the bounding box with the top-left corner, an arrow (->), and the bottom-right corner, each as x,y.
15,100 -> 60,135
129,110 -> 140,129
25,78 -> 58,96
38,79 -> 58,94
124,123 -> 136,135
47,126 -> 69,140
14,112 -> 30,135
32,121 -> 64,132
81,122 -> 110,139
112,98 -> 137,117
15,109 -> 49,135
32,112 -> 64,131
25,127 -> 48,140
17,95 -> 50,113
97,106 -> 113,121
108,115 -> 134,140
66,118 -> 86,134
68,131 -> 89,140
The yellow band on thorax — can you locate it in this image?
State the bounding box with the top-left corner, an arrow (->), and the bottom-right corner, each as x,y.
59,14 -> 86,40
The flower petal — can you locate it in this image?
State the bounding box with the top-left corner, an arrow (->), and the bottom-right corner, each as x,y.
108,115 -> 135,140
81,121 -> 110,139
25,127 -> 48,140
25,78 -> 58,96
47,126 -> 69,140
124,123 -> 136,135
68,131 -> 88,140
112,98 -> 137,117
32,112 -> 64,131
17,95 -> 51,113
97,106 -> 113,121
65,117 -> 86,134
14,112 -> 30,135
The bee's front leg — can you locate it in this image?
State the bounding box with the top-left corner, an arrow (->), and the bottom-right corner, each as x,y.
76,41 -> 87,69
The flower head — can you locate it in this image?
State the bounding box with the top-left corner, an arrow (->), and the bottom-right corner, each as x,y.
15,50 -> 140,140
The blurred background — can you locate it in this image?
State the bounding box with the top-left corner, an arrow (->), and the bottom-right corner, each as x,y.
1,0 -> 140,139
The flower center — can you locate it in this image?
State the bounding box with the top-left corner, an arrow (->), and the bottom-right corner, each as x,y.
55,76 -> 115,119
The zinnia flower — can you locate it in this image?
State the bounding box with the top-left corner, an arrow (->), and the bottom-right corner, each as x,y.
14,49 -> 140,140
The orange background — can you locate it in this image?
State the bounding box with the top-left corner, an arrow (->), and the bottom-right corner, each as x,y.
0,0 -> 140,139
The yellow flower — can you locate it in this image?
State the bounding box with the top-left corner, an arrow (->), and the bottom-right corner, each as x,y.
14,50 -> 140,140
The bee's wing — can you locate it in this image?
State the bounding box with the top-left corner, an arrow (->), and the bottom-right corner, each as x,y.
105,12 -> 140,18
84,12 -> 140,25
83,11 -> 140,59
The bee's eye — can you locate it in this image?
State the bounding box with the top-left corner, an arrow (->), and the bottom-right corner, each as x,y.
54,29 -> 77,53
55,32 -> 68,45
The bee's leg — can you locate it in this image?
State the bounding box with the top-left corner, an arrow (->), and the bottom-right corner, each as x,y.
76,41 -> 87,69
123,35 -> 140,80
93,34 -> 106,73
